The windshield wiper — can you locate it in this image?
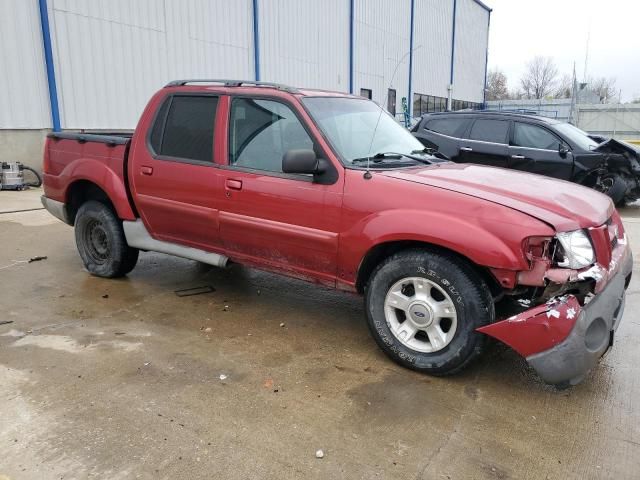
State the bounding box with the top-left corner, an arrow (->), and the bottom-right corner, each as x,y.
351,152 -> 432,165
411,147 -> 449,161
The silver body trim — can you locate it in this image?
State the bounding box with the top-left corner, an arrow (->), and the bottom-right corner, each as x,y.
123,219 -> 228,268
41,196 -> 71,224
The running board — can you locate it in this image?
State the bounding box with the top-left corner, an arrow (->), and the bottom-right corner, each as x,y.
123,220 -> 228,268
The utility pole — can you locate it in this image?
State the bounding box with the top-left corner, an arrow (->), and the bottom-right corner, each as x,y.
613,89 -> 622,138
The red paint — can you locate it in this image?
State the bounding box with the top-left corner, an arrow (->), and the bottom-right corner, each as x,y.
477,296 -> 582,357
42,83 -> 629,359
480,236 -> 631,356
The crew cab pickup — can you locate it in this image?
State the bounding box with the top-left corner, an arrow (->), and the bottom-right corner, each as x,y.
42,79 -> 632,387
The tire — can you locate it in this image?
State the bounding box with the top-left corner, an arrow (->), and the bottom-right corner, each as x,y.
365,249 -> 494,376
599,174 -> 626,206
74,201 -> 139,278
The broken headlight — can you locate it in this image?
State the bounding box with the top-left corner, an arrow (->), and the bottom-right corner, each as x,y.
555,230 -> 595,269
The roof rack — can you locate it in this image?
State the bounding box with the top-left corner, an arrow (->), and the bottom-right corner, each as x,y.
164,79 -> 299,93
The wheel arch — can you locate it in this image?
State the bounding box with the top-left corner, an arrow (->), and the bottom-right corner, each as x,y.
355,240 -> 504,299
65,180 -> 118,225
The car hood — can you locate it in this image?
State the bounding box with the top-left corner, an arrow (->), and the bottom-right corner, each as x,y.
594,138 -> 640,158
381,163 -> 613,231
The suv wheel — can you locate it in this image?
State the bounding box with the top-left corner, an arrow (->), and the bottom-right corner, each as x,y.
75,201 -> 139,278
598,174 -> 627,206
365,249 -> 494,375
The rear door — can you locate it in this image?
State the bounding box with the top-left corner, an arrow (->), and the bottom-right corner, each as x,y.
458,118 -> 510,167
414,116 -> 470,160
508,122 -> 573,180
217,95 -> 344,286
130,94 -> 224,250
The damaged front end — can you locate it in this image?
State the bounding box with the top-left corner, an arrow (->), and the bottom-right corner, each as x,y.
577,139 -> 640,204
480,212 -> 633,386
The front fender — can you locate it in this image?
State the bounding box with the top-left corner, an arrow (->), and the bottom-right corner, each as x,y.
338,208 -> 554,288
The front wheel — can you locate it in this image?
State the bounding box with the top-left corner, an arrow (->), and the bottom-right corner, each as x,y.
74,201 -> 138,278
597,174 -> 627,206
365,249 -> 494,375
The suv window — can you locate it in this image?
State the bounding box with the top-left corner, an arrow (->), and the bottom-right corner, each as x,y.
229,98 -> 314,173
512,122 -> 560,150
425,117 -> 469,137
150,95 -> 218,162
468,119 -> 509,144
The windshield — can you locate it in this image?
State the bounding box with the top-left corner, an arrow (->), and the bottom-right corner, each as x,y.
302,97 -> 426,165
554,122 -> 600,151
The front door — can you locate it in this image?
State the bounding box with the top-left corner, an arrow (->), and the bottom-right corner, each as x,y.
508,122 -> 573,180
130,94 -> 224,250
459,118 -> 510,168
218,96 -> 344,286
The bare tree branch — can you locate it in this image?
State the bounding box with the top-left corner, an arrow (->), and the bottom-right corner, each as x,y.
486,69 -> 509,101
520,56 -> 558,99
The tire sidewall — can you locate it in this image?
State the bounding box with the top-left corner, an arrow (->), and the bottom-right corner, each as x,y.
602,174 -> 626,206
75,201 -> 128,278
365,250 -> 491,373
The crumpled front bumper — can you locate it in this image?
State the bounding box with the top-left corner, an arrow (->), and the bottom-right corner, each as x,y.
479,241 -> 632,386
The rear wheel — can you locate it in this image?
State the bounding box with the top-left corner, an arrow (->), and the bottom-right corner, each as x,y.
365,249 -> 494,375
74,201 -> 138,278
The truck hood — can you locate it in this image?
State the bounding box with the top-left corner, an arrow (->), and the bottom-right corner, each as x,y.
381,163 -> 613,231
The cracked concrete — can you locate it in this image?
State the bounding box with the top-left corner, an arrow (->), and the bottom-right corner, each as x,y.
1,196 -> 640,479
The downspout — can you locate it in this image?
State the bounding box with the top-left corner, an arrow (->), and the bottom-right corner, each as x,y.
482,10 -> 491,108
252,0 -> 261,81
38,0 -> 61,132
408,0 -> 415,119
448,0 -> 457,111
349,0 -> 355,94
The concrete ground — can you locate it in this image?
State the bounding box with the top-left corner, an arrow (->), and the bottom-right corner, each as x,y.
1,188 -> 639,480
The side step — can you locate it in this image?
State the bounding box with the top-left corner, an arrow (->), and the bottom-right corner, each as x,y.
123,220 -> 228,268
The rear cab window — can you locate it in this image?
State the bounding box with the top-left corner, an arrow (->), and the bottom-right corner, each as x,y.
149,95 -> 218,163
424,117 -> 470,138
467,119 -> 509,144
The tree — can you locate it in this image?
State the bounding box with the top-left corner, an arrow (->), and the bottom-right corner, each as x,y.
554,74 -> 573,99
520,56 -> 558,99
486,69 -> 509,101
586,76 -> 618,103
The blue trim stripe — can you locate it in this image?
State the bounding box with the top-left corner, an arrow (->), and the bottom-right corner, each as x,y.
349,0 -> 355,94
472,0 -> 492,13
449,0 -> 457,86
38,0 -> 61,132
483,11 -> 491,106
252,0 -> 260,81
408,0 -> 415,117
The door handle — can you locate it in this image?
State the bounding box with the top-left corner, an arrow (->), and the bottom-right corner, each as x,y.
140,166 -> 153,175
511,155 -> 526,159
460,147 -> 473,152
226,179 -> 243,190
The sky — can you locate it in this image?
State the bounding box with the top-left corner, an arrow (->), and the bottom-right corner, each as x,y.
484,0 -> 640,101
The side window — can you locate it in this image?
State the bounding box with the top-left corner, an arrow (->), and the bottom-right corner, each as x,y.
425,118 -> 469,138
229,98 -> 314,173
360,88 -> 372,99
512,122 -> 560,150
150,95 -> 218,162
468,119 -> 509,144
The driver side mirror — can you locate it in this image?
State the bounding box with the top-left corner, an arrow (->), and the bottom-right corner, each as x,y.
559,143 -> 570,158
282,149 -> 326,175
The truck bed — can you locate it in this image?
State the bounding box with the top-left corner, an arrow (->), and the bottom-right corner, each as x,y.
42,131 -> 134,219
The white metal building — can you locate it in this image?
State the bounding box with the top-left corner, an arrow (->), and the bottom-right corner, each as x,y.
0,0 -> 490,165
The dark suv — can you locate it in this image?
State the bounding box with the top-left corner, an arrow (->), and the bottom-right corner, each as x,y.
412,111 -> 640,204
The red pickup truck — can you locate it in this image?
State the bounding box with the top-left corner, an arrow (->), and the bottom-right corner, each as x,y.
42,80 -> 632,387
